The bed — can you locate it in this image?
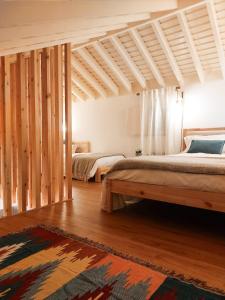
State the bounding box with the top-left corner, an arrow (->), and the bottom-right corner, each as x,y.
102,127 -> 225,213
72,141 -> 125,182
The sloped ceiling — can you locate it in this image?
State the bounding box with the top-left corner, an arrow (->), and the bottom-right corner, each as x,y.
0,0 -> 177,56
71,0 -> 225,101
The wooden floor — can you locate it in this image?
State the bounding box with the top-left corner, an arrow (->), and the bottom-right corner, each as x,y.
0,180 -> 225,292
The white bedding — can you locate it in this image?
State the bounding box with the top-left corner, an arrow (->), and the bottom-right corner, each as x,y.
72,153 -> 125,178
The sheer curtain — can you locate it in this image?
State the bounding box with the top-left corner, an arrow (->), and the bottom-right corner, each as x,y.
140,87 -> 183,155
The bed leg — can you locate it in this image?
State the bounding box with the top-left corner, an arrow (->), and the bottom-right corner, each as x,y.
95,169 -> 101,183
106,179 -> 113,213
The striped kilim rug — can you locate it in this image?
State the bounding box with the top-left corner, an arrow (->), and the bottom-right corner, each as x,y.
0,226 -> 224,299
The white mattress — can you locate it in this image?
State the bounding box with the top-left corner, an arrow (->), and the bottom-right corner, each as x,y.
72,153 -> 125,178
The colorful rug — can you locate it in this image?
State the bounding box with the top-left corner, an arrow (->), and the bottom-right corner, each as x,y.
0,226 -> 224,300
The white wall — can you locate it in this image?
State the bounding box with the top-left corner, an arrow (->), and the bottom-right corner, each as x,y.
72,79 -> 225,157
72,95 -> 141,157
183,79 -> 225,128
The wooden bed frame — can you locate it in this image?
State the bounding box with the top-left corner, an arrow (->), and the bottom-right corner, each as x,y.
72,141 -> 112,182
105,127 -> 225,213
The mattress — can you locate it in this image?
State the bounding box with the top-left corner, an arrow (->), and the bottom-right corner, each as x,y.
72,153 -> 125,180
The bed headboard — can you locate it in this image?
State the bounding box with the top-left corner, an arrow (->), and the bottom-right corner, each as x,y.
182,127 -> 225,150
72,141 -> 90,153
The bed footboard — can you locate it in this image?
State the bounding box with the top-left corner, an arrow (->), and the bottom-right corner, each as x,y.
106,179 -> 225,213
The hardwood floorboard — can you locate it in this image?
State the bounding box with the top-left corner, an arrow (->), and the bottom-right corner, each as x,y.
0,180 -> 225,291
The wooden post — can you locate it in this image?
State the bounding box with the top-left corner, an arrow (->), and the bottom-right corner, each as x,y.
50,48 -> 56,203
0,58 -> 6,214
41,48 -> 52,205
54,45 -> 63,202
64,43 -> 72,201
29,50 -> 41,209
2,57 -> 12,216
17,53 -> 28,213
10,63 -> 18,204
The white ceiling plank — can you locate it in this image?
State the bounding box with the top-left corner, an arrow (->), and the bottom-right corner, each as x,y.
72,86 -> 86,101
152,21 -> 184,86
72,56 -> 107,98
177,12 -> 204,84
78,48 -> 119,95
130,29 -> 165,87
93,42 -> 132,92
72,72 -> 96,99
206,0 -> 225,79
111,36 -> 146,89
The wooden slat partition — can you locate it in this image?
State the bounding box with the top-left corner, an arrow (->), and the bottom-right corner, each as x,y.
65,44 -> 72,201
0,43 -> 72,217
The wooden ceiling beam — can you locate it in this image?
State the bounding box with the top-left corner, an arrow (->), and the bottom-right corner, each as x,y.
72,56 -> 107,98
130,29 -> 165,87
206,0 -> 225,79
0,0 -> 177,26
177,12 -> 204,84
111,36 -> 146,89
152,21 -> 184,86
72,72 -> 96,99
77,48 -> 119,95
93,42 -> 132,92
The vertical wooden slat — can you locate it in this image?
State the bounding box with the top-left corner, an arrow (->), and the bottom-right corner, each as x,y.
64,43 -> 72,201
10,63 -> 17,204
28,57 -> 33,208
0,58 -> 6,212
0,44 -> 70,218
29,50 -> 41,209
2,57 -> 12,216
24,58 -> 32,209
50,48 -> 56,203
54,45 -> 63,203
17,53 -> 28,213
41,48 -> 52,205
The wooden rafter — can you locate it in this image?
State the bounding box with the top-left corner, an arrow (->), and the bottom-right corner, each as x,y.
206,0 -> 225,79
177,12 -> 204,83
72,56 -> 107,98
78,48 -> 119,95
72,71 -> 96,99
152,21 -> 184,86
130,29 -> 165,87
93,42 -> 132,92
111,36 -> 146,88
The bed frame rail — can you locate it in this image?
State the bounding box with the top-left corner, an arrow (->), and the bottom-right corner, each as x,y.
106,179 -> 225,213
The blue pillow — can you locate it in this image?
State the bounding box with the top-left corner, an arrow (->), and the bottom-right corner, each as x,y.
187,140 -> 225,154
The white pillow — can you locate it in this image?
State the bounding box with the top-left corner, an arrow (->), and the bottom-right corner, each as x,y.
184,134 -> 225,153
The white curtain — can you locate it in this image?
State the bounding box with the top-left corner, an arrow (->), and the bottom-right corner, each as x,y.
140,87 -> 183,155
